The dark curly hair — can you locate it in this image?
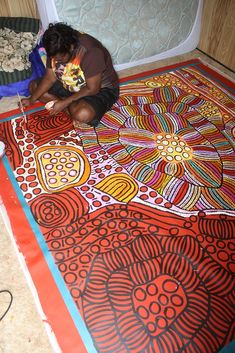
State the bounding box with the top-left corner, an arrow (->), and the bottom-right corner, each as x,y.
42,22 -> 80,57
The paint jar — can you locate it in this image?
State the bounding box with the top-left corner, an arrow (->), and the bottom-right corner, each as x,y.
45,100 -> 55,110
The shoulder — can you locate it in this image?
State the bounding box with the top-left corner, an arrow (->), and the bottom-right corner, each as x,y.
81,46 -> 105,72
78,34 -> 105,64
78,33 -> 103,50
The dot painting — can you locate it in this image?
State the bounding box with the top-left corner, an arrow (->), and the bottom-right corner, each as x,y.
0,59 -> 234,353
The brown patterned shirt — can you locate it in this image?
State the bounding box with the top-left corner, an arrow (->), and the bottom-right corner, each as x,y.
48,32 -> 119,92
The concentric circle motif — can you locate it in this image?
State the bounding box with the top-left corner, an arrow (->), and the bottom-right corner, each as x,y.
82,213 -> 234,353
29,189 -> 235,353
95,79 -> 235,211
2,62 -> 235,353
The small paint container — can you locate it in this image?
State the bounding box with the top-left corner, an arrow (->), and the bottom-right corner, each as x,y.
45,100 -> 55,110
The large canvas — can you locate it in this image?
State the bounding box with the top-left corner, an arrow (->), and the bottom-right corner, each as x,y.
0,59 -> 234,353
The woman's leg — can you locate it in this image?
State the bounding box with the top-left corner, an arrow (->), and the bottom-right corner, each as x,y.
68,99 -> 96,125
68,87 -> 120,127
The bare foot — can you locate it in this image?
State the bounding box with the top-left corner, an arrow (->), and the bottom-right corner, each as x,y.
73,120 -> 88,129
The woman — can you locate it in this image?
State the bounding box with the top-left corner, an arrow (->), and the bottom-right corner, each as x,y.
22,22 -> 119,127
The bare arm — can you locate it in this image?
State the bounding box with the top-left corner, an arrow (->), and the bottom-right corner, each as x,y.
22,68 -> 56,107
30,68 -> 57,103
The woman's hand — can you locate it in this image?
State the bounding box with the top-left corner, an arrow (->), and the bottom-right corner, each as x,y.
47,99 -> 68,115
21,97 -> 35,107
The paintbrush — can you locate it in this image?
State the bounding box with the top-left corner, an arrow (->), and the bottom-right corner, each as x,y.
17,92 -> 27,123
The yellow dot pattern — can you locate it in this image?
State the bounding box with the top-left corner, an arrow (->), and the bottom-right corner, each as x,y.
154,134 -> 192,162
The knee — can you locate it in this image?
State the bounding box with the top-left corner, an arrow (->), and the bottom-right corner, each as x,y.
69,101 -> 96,124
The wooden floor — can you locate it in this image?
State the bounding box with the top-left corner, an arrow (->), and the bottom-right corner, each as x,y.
0,49 -> 234,353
